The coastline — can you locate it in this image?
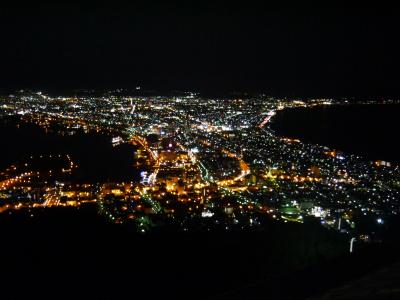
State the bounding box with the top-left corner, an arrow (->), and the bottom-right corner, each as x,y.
267,102 -> 399,165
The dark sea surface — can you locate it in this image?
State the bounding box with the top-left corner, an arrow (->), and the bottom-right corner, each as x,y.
0,118 -> 139,182
271,104 -> 400,163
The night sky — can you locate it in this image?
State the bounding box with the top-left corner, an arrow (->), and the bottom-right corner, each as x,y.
1,3 -> 399,96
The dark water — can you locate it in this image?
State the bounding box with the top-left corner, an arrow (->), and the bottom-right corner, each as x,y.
0,118 -> 140,182
271,104 -> 400,163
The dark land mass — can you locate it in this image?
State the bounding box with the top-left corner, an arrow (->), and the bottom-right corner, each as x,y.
1,206 -> 400,299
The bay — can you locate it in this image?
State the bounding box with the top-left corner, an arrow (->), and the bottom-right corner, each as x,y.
0,118 -> 140,182
271,104 -> 400,163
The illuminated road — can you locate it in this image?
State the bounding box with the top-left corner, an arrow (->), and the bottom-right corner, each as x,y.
130,135 -> 158,161
0,172 -> 34,191
130,135 -> 160,185
218,148 -> 250,186
43,188 -> 60,207
258,110 -> 276,128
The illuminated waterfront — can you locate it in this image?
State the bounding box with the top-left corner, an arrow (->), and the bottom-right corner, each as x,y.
0,92 -> 398,239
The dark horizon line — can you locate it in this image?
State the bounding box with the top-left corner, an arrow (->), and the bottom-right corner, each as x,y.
1,85 -> 400,100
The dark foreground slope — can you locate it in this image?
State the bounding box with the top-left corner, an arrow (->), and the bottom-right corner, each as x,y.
1,206 -> 399,300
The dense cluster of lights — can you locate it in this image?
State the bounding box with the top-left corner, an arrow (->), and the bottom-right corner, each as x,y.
0,91 -> 399,238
